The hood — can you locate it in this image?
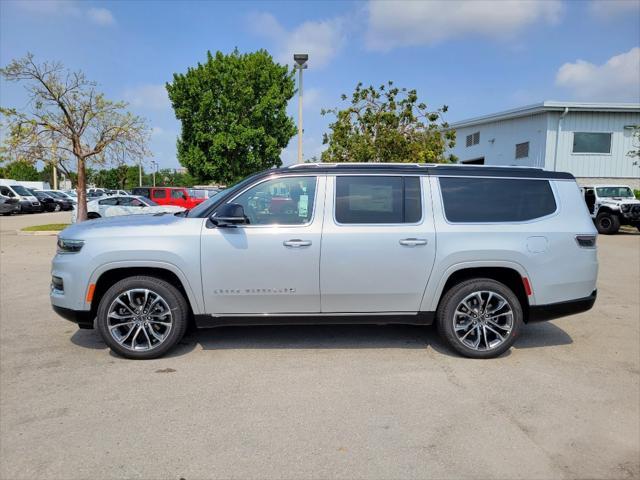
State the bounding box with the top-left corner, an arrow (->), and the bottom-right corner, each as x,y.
601,197 -> 640,206
61,212 -> 190,238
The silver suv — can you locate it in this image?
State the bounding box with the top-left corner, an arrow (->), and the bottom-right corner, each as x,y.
51,164 -> 598,359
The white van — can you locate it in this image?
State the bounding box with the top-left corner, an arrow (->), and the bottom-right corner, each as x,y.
0,179 -> 42,213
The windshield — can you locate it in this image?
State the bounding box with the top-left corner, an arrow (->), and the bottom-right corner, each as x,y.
596,187 -> 634,198
10,185 -> 32,196
139,196 -> 158,206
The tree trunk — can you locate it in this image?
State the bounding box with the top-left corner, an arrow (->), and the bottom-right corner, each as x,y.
76,156 -> 88,222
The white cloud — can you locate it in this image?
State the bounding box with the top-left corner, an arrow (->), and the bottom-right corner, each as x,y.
13,1 -> 115,26
248,12 -> 345,69
124,84 -> 171,110
365,0 -> 563,51
555,47 -> 640,101
589,0 -> 640,18
87,7 -> 115,26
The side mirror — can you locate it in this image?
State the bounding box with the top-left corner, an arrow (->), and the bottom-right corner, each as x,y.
182,194 -> 188,200
210,203 -> 248,227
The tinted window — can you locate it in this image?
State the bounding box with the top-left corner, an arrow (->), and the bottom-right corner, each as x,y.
98,197 -> 118,206
171,189 -> 185,199
152,189 -> 167,199
440,177 -> 556,223
572,132 -> 611,153
335,176 -> 422,224
230,176 -> 316,225
132,188 -> 150,197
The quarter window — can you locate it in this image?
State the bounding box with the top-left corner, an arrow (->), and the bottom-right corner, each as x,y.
231,176 -> 317,225
440,177 -> 556,222
572,132 -> 612,154
335,176 -> 422,224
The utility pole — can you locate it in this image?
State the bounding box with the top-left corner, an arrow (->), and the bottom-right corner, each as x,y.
139,161 -> 142,187
293,54 -> 308,164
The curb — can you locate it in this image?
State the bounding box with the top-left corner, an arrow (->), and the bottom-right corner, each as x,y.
17,230 -> 60,236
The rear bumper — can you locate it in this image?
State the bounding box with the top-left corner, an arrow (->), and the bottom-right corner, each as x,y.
528,290 -> 597,322
52,305 -> 94,329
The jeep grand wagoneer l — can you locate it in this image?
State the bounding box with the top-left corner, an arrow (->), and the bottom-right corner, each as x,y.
51,164 -> 598,359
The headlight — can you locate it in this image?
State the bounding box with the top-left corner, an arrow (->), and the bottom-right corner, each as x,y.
57,238 -> 84,253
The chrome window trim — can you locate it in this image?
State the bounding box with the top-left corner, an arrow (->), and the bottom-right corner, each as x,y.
331,175 -> 425,227
223,174 -> 320,229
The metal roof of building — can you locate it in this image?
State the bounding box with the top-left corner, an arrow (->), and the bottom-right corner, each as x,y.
449,101 -> 640,129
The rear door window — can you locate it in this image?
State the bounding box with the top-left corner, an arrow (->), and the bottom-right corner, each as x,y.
335,176 -> 422,224
171,189 -> 185,199
152,189 -> 167,199
439,177 -> 557,223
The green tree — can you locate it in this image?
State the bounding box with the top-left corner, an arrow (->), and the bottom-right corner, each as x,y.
321,81 -> 456,163
1,54 -> 150,221
167,49 -> 296,184
4,160 -> 39,180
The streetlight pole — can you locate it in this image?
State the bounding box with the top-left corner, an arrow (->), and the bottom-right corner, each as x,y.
151,161 -> 158,187
138,161 -> 142,187
293,54 -> 308,164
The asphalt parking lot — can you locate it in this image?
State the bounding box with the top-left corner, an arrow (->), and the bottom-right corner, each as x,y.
0,212 -> 639,480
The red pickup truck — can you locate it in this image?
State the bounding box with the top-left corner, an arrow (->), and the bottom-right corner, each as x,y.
131,187 -> 207,210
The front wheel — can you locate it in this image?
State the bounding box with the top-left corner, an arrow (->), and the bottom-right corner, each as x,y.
595,212 -> 620,234
437,278 -> 523,359
96,276 -> 189,359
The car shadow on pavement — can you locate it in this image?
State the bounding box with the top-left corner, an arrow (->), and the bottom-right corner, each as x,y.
69,321 -> 573,359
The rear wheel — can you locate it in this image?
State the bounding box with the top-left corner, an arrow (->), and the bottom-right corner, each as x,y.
595,212 -> 620,234
87,212 -> 101,219
437,278 -> 523,359
96,276 -> 189,359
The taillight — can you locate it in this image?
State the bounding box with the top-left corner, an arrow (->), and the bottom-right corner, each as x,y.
575,235 -> 597,248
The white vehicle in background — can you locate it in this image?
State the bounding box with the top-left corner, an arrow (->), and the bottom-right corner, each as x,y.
0,179 -> 42,213
581,185 -> 640,234
71,195 -> 184,223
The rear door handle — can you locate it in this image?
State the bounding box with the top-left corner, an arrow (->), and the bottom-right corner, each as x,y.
283,239 -> 312,248
399,238 -> 428,247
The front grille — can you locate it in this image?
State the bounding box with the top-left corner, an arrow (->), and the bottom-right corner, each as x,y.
32,202 -> 40,206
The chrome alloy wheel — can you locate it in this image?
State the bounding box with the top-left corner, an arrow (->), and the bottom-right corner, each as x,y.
453,290 -> 514,351
106,289 -> 173,351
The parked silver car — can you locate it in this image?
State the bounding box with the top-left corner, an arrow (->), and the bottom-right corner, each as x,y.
51,164 -> 598,359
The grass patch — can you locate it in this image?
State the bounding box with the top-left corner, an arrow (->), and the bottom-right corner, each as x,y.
21,223 -> 70,232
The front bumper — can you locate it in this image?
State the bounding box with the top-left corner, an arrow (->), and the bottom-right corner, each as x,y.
528,290 -> 597,322
52,305 -> 95,329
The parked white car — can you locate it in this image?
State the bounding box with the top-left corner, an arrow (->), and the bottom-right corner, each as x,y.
71,195 -> 184,222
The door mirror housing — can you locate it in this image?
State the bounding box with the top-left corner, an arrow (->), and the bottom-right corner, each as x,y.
210,203 -> 248,227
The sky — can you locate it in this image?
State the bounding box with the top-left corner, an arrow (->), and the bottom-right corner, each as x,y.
1,0 -> 639,170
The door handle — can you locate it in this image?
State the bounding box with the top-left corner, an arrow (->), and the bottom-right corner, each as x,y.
283,239 -> 312,248
399,238 -> 428,247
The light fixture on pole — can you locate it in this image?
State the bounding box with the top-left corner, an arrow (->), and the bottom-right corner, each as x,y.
293,53 -> 308,164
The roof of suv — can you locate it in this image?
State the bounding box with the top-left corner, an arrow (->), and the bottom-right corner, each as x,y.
278,163 -> 574,180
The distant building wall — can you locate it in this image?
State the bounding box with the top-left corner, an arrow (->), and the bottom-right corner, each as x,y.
449,114 -> 548,167
545,111 -> 640,177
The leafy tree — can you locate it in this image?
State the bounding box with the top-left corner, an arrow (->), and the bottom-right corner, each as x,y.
167,49 -> 296,184
321,81 -> 455,163
0,54 -> 150,221
3,160 -> 39,181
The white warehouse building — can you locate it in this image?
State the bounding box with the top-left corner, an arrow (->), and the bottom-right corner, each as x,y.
447,102 -> 640,188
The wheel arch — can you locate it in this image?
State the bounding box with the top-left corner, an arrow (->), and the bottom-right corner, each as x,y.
88,263 -> 203,320
429,264 -> 532,322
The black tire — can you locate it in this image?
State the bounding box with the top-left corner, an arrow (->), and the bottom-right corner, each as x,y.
436,278 -> 523,359
595,212 -> 620,234
96,276 -> 189,359
87,212 -> 101,219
